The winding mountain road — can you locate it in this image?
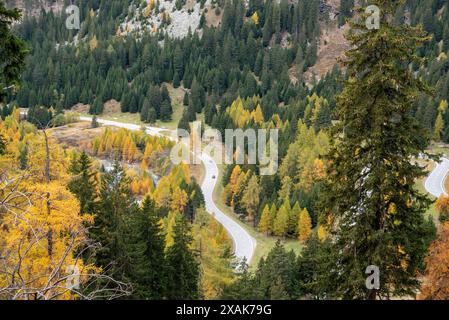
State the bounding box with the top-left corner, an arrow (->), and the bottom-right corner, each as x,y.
47,115 -> 449,264
424,158 -> 449,198
79,116 -> 257,264
199,152 -> 257,263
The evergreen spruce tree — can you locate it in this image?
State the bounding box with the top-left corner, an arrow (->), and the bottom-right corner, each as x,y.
149,85 -> 162,117
190,77 -> 204,113
314,100 -> 332,132
253,240 -> 297,299
129,197 -> 166,299
288,202 -> 301,236
165,214 -> 200,300
339,0 -> 354,27
161,84 -> 171,105
90,161 -> 138,286
443,25 -> 449,52
220,260 -> 258,299
147,108 -> 157,124
183,91 -> 190,106
141,97 -> 150,122
0,2 -> 27,101
160,99 -> 173,121
173,71 -> 181,88
320,0 -> 435,299
187,100 -> 197,122
121,92 -> 131,113
296,236 -> 336,298
178,111 -> 191,133
269,277 -> 290,300
204,102 -> 217,125
90,97 -> 103,115
91,115 -> 99,128
68,151 -> 98,215
129,92 -> 139,114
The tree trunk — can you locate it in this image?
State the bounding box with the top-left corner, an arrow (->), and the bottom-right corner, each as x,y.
42,129 -> 51,182
367,289 -> 377,300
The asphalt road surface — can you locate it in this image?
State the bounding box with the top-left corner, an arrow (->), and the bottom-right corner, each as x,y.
424,158 -> 449,198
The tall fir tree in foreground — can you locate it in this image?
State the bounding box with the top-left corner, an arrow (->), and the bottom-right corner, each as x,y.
165,214 -> 201,300
68,151 -> 98,215
0,1 -> 27,101
128,196 -> 167,299
90,161 -> 139,287
319,0 -> 436,299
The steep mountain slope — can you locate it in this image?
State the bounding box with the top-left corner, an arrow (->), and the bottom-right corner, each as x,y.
6,0 -> 64,16
5,0 -> 449,140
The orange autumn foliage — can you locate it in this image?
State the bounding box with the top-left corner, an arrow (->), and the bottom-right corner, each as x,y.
435,195 -> 449,221
419,222 -> 449,300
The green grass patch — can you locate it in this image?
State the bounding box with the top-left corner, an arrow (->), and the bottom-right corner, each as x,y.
414,159 -> 440,224
80,111 -> 143,125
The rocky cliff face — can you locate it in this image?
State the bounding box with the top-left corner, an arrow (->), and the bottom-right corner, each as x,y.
6,0 -> 64,16
119,0 -> 213,39
7,0 -> 217,38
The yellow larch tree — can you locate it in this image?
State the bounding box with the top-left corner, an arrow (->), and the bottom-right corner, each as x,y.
0,115 -> 131,299
130,179 -> 141,195
127,138 -> 139,162
229,165 -> 242,194
435,101 -> 448,141
164,211 -> 179,248
122,135 -> 132,161
170,186 -> 189,213
153,176 -> 172,208
0,180 -> 97,300
298,208 -> 312,243
434,111 -> 444,141
143,0 -> 155,17
251,104 -> 264,125
258,204 -> 272,235
251,11 -> 260,25
317,225 -> 327,241
89,35 -> 98,51
273,204 -> 289,238
141,143 -> 154,169
192,207 -> 235,299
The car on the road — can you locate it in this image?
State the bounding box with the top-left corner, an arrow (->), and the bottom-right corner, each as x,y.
212,175 -> 216,179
